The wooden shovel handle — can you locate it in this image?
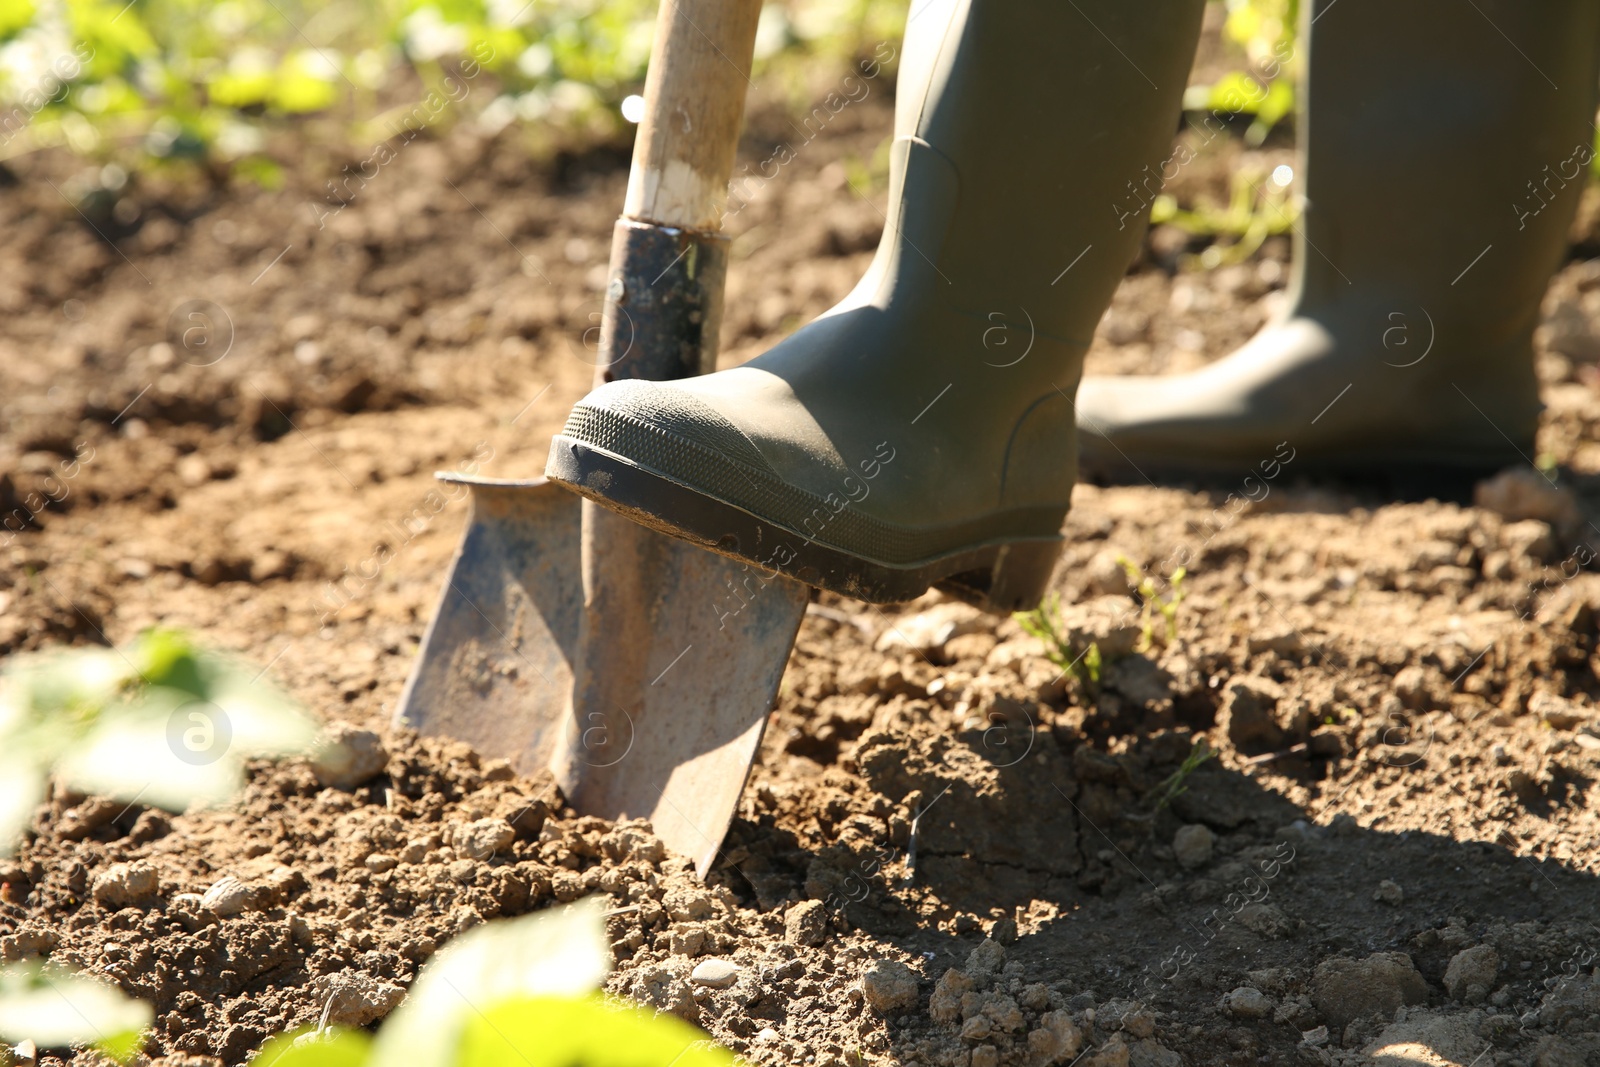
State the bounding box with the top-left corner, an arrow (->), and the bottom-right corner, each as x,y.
623,0 -> 762,232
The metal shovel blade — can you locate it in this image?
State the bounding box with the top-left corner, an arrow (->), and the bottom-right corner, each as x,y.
395,476 -> 808,875
393,476 -> 581,773
555,501 -> 808,875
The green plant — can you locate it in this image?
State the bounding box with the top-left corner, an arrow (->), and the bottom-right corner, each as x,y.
0,628 -> 320,1060
1151,166 -> 1297,266
1015,592 -> 1103,698
0,0 -> 909,178
1147,740 -> 1214,811
0,628 -> 318,847
256,898 -> 734,1067
1117,557 -> 1188,651
1184,0 -> 1300,146
0,963 -> 151,1063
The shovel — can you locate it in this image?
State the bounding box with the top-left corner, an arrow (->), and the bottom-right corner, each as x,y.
394,0 -> 809,876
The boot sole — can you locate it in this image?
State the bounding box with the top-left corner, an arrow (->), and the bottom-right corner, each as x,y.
547,435 -> 1063,611
1080,448 -> 1528,504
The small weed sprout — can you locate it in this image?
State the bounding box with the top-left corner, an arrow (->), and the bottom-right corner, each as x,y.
1148,741 -> 1215,812
1014,593 -> 1102,699
1118,557 -> 1188,651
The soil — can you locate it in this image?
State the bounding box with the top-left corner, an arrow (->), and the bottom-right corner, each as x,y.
2,39 -> 1600,1067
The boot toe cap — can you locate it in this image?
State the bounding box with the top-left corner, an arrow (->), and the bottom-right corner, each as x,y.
555,378 -> 775,477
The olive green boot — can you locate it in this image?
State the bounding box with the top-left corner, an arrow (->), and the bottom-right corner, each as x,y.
548,0 -> 1206,608
1077,0 -> 1600,484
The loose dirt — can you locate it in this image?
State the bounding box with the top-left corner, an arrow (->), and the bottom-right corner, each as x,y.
2,51 -> 1599,1067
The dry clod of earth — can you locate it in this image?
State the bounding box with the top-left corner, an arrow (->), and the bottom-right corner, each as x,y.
1442,944 -> 1501,1003
1078,1035 -> 1129,1067
311,722 -> 390,790
784,898 -> 828,946
1363,1011 -> 1488,1066
1312,952 -> 1429,1030
861,958 -> 919,1013
450,817 -> 516,859
91,861 -> 159,908
1373,878 -> 1405,905
1219,675 -> 1286,751
1474,466 -> 1583,531
875,602 -> 984,654
1529,690 -> 1589,730
307,970 -> 407,1027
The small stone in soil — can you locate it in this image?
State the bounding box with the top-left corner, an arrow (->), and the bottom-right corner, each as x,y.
1172,824 -> 1214,869
1220,986 -> 1273,1019
690,958 -> 739,990
861,959 -> 919,1013
1373,879 -> 1405,905
200,874 -> 254,916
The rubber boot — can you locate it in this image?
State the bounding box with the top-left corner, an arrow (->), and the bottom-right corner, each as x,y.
1076,0 -> 1600,487
548,0 -> 1206,608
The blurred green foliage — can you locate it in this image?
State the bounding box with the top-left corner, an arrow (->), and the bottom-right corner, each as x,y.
1185,0 -> 1299,147
0,628 -> 320,849
0,962 -> 152,1063
0,0 -> 906,178
255,899 -> 732,1067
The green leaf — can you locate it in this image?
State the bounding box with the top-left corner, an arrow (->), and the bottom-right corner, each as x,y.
461,996 -> 734,1067
0,0 -> 35,39
208,70 -> 276,109
272,51 -> 340,113
3,647 -> 131,721
1185,71 -> 1270,115
0,964 -> 151,1062
0,762 -> 47,856
56,689 -> 244,812
132,628 -> 203,694
369,899 -> 612,1067
255,1027 -> 374,1067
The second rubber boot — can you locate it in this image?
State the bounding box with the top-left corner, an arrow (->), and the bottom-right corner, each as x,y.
1077,0 -> 1600,485
548,0 -> 1205,608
